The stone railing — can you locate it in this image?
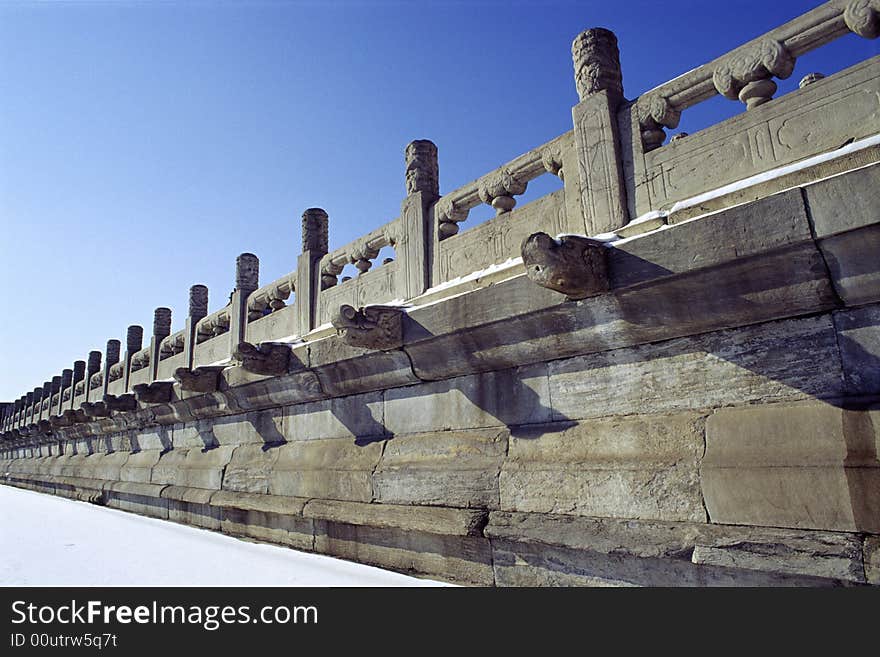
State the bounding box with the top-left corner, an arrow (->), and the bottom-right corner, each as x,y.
624,0 -> 880,220
318,218 -> 401,325
2,0 -> 878,441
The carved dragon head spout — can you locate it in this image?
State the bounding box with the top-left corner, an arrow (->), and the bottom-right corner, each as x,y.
330,304 -> 404,351
173,366 -> 225,393
521,232 -> 610,300
233,342 -> 290,376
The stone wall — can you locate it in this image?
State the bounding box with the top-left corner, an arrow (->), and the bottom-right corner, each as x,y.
3,1 -> 879,586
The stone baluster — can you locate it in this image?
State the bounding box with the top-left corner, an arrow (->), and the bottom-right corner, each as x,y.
570,27 -> 629,235
184,284 -> 208,370
124,325 -> 143,392
26,390 -> 36,428
297,209 -> 329,336
71,360 -> 86,410
230,253 -> 260,354
149,308 -> 172,381
58,369 -> 72,415
402,140 -> 438,297
50,376 -> 62,417
41,381 -> 52,421
86,350 -> 102,401
102,339 -> 120,397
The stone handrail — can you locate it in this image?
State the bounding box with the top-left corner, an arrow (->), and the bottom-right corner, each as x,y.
247,272 -> 296,319
633,0 -> 877,150
195,307 -> 231,344
320,217 -> 399,288
158,330 -> 186,360
434,132 -> 569,240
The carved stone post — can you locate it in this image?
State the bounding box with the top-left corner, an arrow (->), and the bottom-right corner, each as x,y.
149,307 -> 172,381
58,369 -> 72,416
123,325 -> 143,392
40,381 -> 52,421
50,376 -> 61,417
26,390 -> 36,427
70,360 -> 85,410
230,253 -> 259,354
102,339 -> 120,396
401,140 -> 438,299
184,284 -> 208,370
570,27 -> 629,235
296,210 -> 329,336
86,350 -> 102,402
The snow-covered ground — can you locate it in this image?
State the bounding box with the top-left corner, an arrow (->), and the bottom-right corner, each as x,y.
0,486 -> 449,586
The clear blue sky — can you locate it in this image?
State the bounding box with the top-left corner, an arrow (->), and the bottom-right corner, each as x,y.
1,0 -> 876,400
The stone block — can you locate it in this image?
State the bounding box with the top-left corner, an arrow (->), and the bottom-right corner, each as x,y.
372,428 -> 507,508
132,426 -> 173,451
866,536 -> 880,585
309,336 -> 419,396
303,499 -> 487,536
161,486 -> 221,530
549,314 -> 844,420
702,401 -> 880,532
817,224 -> 880,307
267,438 -> 383,502
221,443 -> 280,494
384,365 -> 551,434
805,162 -> 880,238
118,449 -> 161,483
212,491 -> 313,551
104,481 -> 168,519
210,409 -> 285,446
500,415 -> 705,522
151,446 -> 234,490
487,511 -> 865,586
284,392 -> 387,442
313,520 -> 493,585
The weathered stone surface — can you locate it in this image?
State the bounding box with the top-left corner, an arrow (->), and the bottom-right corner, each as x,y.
221,443 -> 280,494
104,481 -> 168,519
548,314 -> 844,420
303,499 -> 487,536
161,485 -> 221,529
313,521 -> 493,585
500,416 -> 705,522
487,511 -> 866,586
702,401 -> 880,532
373,429 -> 507,508
267,438 -> 383,502
283,392 -> 386,442
212,491 -> 313,551
866,536 -> 880,585
309,335 -> 418,396
118,449 -> 162,484
384,365 -> 551,433
209,409 -> 284,446
817,224 -> 880,306
151,446 -> 234,490
835,304 -> 880,395
805,162 -> 880,238
131,426 -> 172,451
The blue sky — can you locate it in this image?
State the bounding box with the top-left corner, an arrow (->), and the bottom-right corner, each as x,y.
0,0 -> 876,400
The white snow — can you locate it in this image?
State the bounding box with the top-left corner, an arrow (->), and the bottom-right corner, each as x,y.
418,257 -> 524,297
0,486 -> 450,587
